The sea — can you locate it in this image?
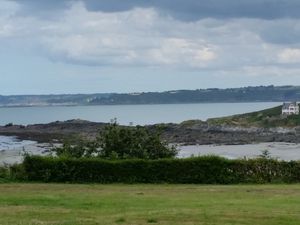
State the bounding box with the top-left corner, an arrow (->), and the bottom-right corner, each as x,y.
0,102 -> 280,126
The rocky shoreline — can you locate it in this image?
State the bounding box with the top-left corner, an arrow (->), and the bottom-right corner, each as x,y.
0,142 -> 54,166
163,122 -> 300,145
1,120 -> 300,165
0,119 -> 300,145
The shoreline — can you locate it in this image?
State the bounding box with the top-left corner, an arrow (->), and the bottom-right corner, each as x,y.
1,140 -> 300,165
178,142 -> 300,161
1,119 -> 300,145
0,141 -> 55,166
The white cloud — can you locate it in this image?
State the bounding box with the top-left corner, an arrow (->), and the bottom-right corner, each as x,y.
138,38 -> 217,67
278,48 -> 300,63
38,3 -> 218,68
1,0 -> 300,73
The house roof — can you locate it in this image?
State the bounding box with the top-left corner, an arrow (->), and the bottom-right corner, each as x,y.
282,102 -> 298,110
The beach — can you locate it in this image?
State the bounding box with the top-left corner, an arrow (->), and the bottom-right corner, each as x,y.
1,135 -> 300,165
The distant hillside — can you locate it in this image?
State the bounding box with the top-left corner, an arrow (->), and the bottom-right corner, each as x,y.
0,94 -> 110,107
1,85 -> 300,106
89,85 -> 300,105
208,104 -> 300,127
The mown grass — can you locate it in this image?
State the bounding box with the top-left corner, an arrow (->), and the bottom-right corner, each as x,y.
0,184 -> 300,225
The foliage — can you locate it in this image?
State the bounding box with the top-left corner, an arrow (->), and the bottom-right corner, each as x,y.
22,155 -> 300,184
208,104 -> 300,127
4,123 -> 13,127
53,140 -> 99,158
97,120 -> 177,159
0,164 -> 26,182
259,150 -> 272,159
90,85 -> 300,105
53,120 -> 178,160
0,166 -> 9,183
2,85 -> 300,106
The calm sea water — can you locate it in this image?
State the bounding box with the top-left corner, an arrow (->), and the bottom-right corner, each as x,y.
0,102 -> 280,125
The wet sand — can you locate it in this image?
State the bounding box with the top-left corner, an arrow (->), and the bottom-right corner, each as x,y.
179,142 -> 300,161
1,137 -> 300,165
0,136 -> 54,165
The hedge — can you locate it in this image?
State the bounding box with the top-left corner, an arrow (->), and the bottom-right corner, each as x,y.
21,155 -> 300,184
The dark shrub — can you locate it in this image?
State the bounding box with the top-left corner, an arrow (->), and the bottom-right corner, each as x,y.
22,155 -> 300,184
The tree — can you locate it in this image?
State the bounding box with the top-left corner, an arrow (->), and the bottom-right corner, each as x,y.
53,140 -> 99,158
259,149 -> 272,159
97,120 -> 177,159
53,120 -> 178,160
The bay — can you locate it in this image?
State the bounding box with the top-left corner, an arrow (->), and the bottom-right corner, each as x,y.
0,102 -> 280,126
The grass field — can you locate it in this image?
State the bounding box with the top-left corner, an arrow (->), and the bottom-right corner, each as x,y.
0,184 -> 300,225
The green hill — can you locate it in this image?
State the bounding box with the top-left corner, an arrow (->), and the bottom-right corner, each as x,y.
1,85 -> 300,106
207,104 -> 300,127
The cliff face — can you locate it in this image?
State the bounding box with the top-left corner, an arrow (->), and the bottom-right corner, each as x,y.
161,122 -> 300,145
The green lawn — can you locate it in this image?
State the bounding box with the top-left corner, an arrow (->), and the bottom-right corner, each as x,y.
0,184 -> 300,225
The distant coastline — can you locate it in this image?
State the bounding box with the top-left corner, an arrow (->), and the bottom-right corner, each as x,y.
0,85 -> 299,107
0,100 -> 282,108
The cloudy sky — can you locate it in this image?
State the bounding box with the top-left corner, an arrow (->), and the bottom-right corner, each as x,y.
1,0 -> 300,94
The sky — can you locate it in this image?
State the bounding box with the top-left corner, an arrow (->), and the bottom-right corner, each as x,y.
1,0 -> 300,95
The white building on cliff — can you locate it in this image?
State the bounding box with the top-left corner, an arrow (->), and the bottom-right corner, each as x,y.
282,102 -> 299,115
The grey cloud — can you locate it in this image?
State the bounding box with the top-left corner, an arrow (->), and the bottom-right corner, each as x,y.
11,0 -> 68,18
259,21 -> 300,45
3,0 -> 300,69
13,0 -> 300,21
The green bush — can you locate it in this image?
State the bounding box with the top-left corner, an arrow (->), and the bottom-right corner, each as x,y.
0,166 -> 9,183
53,121 -> 178,159
9,164 -> 27,181
22,155 -> 300,184
0,164 -> 26,182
